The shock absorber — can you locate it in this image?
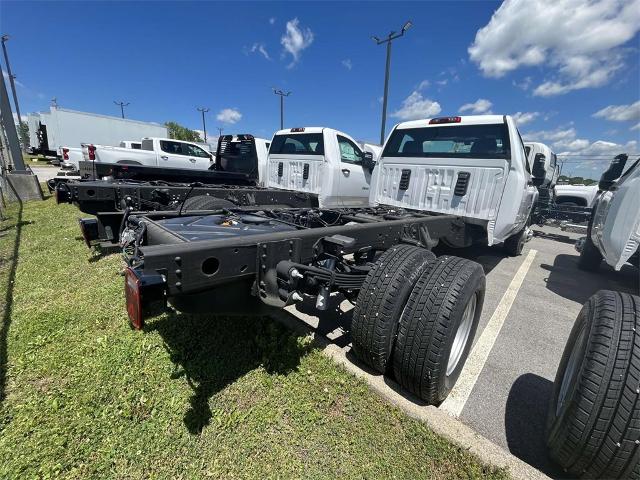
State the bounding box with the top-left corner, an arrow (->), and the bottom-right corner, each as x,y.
315,258 -> 335,311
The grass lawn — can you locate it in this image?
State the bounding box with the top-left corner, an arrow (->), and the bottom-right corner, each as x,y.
0,196 -> 508,479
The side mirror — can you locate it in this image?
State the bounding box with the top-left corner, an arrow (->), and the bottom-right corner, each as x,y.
531,153 -> 546,186
362,152 -> 375,172
598,154 -> 627,191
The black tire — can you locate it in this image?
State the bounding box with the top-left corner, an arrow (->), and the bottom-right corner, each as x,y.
351,245 -> 436,373
578,235 -> 604,272
393,256 -> 485,404
547,290 -> 640,479
181,195 -> 236,212
504,228 -> 526,256
578,205 -> 603,272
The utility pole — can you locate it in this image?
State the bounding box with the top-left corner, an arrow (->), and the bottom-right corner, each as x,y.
1,35 -> 22,127
113,100 -> 129,119
372,21 -> 413,145
197,107 -> 209,142
273,88 -> 291,130
0,64 -> 25,171
217,127 -> 223,137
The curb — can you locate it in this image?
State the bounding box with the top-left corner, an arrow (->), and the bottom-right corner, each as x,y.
270,308 -> 550,480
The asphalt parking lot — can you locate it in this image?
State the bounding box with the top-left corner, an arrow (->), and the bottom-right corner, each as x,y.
281,225 -> 639,478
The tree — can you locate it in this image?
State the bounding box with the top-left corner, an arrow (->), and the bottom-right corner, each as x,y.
17,121 -> 29,150
164,121 -> 203,142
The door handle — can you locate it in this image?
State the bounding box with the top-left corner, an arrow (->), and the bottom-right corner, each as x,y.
160,155 -> 169,160
189,158 -> 196,163
342,168 -> 350,175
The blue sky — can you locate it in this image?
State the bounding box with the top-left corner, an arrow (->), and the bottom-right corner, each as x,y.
2,0 -> 639,178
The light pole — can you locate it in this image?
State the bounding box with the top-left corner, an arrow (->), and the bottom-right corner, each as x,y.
372,20 -> 412,145
1,35 -> 22,127
273,88 -> 291,130
113,100 -> 129,119
217,127 -> 223,137
197,107 -> 209,142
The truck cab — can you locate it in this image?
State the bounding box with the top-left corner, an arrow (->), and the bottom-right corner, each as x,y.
525,142 -> 557,188
579,155 -> 640,271
267,127 -> 377,207
371,115 -> 543,253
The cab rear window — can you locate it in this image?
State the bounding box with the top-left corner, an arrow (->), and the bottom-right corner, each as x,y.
269,134 -> 324,155
382,124 -> 511,159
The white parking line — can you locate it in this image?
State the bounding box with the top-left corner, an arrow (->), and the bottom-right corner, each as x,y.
440,249 -> 538,417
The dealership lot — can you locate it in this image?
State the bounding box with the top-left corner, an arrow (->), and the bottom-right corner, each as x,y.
283,225 -> 639,477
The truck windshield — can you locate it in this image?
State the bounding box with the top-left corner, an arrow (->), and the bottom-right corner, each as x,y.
269,133 -> 325,155
382,124 -> 511,159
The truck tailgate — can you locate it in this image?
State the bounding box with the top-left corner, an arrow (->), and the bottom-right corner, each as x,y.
267,155 -> 325,195
372,157 -> 508,221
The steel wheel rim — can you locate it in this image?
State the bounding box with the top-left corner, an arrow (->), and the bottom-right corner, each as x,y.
447,292 -> 477,376
557,325 -> 586,417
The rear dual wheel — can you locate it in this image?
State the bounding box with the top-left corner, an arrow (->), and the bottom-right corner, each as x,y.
393,256 -> 485,404
351,245 -> 485,404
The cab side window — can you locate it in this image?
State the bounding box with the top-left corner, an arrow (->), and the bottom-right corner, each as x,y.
183,144 -> 211,158
160,140 -> 183,155
337,135 -> 363,164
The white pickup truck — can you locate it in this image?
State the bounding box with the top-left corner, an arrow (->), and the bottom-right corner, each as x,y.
59,140 -> 142,170
371,115 -> 545,255
267,127 -> 379,207
82,137 -> 213,170
554,184 -> 599,207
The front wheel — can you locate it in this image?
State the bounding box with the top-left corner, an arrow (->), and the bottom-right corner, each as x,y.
546,290 -> 640,478
578,234 -> 603,272
504,228 -> 526,256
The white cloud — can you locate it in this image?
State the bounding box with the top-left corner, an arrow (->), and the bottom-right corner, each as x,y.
513,76 -> 532,91
269,17 -> 276,25
436,79 -> 448,86
524,125 -> 638,156
459,98 -> 493,114
216,108 -> 242,124
341,59 -> 352,70
468,0 -> 640,96
557,139 -> 638,156
524,126 -> 580,147
593,101 -> 640,122
245,42 -> 270,60
512,111 -> 540,126
417,79 -> 430,90
631,123 -> 640,131
390,91 -> 441,121
281,18 -> 314,68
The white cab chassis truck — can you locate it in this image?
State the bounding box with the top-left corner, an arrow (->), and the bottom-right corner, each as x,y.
267,127 -> 377,207
578,155 -> 640,271
371,115 -> 544,255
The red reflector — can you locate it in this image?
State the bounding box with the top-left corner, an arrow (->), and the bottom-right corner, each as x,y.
63,148 -> 69,160
429,116 -> 461,125
88,144 -> 96,161
290,127 -> 305,132
125,268 -> 143,330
